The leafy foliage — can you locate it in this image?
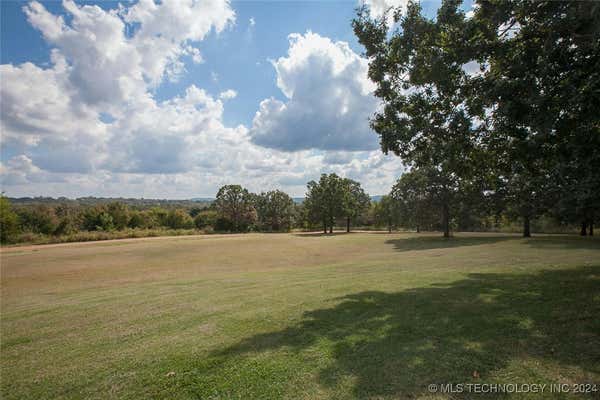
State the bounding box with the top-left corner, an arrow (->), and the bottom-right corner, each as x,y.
214,185 -> 257,232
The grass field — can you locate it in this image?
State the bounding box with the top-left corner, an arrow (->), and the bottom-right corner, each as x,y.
1,232 -> 599,399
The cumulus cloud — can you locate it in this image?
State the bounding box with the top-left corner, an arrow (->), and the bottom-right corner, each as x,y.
249,32 -> 379,152
2,0 -> 237,177
1,1 -> 405,198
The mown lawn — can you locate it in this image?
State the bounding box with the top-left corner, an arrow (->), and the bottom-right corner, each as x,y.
1,232 -> 599,399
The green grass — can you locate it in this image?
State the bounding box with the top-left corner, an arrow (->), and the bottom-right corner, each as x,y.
1,232 -> 599,399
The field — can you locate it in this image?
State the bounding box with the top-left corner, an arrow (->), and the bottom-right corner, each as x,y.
1,232 -> 599,399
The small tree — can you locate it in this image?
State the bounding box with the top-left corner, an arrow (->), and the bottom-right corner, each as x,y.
194,210 -> 218,230
165,209 -> 194,229
81,206 -> 116,231
374,195 -> 401,233
107,202 -> 130,230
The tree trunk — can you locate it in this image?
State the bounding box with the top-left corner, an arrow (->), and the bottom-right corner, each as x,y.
388,224 -> 392,233
416,224 -> 420,233
346,217 -> 350,233
580,221 -> 588,236
329,223 -> 333,234
442,202 -> 450,238
589,218 -> 594,236
323,220 -> 327,234
523,215 -> 531,237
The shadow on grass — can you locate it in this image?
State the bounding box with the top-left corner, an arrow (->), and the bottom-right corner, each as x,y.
524,235 -> 600,251
293,232 -> 355,237
384,234 -> 600,253
384,235 -> 517,252
207,266 -> 600,398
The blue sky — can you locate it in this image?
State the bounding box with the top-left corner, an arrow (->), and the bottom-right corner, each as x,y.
1,0 -> 473,198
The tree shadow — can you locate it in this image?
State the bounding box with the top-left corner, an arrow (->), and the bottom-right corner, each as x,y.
293,232 -> 355,237
524,235 -> 600,251
210,266 -> 600,398
384,235 -> 517,252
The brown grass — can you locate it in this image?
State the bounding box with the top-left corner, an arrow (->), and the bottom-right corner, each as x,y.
1,232 -> 599,399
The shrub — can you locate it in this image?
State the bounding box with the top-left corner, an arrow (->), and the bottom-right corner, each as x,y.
107,202 -> 130,230
0,197 -> 20,243
165,209 -> 194,229
214,217 -> 234,232
194,210 -> 218,229
16,205 -> 59,235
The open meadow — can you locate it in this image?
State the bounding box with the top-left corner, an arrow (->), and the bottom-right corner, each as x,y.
1,232 -> 599,399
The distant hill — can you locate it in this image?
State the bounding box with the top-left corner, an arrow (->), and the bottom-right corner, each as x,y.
8,196 -> 211,208
8,195 -> 384,206
194,196 -> 383,204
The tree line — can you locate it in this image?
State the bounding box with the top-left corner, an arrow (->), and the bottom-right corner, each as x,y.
353,0 -> 599,237
0,180 -> 368,243
0,165 -> 588,244
2,1 -> 598,243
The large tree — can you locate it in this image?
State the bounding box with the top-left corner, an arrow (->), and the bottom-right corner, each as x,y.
472,0 -> 600,236
353,0 -> 486,237
341,178 -> 371,232
305,173 -> 345,233
214,185 -> 257,232
254,190 -> 296,232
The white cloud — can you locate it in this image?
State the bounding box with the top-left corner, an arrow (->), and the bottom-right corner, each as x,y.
184,45 -> 204,64
22,0 -> 234,106
462,60 -> 489,77
1,2 -> 406,198
249,31 -> 379,151
465,2 -> 479,19
249,17 -> 255,27
360,0 -> 408,25
219,89 -> 237,100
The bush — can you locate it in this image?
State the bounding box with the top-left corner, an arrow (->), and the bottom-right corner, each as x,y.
107,202 -> 130,230
16,205 -> 59,235
0,197 -> 20,243
214,217 -> 234,232
128,212 -> 144,228
165,209 -> 194,229
54,217 -> 78,236
96,212 -> 115,231
81,206 -> 115,231
194,210 -> 218,229
149,207 -> 169,227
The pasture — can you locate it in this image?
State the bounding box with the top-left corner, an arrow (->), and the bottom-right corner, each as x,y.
1,232 -> 599,399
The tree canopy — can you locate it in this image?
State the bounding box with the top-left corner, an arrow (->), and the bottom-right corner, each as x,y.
354,0 -> 600,237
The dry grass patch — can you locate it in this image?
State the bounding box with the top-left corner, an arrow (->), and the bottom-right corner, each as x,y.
2,232 -> 599,399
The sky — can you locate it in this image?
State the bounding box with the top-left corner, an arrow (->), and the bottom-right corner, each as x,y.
0,0 -> 473,199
